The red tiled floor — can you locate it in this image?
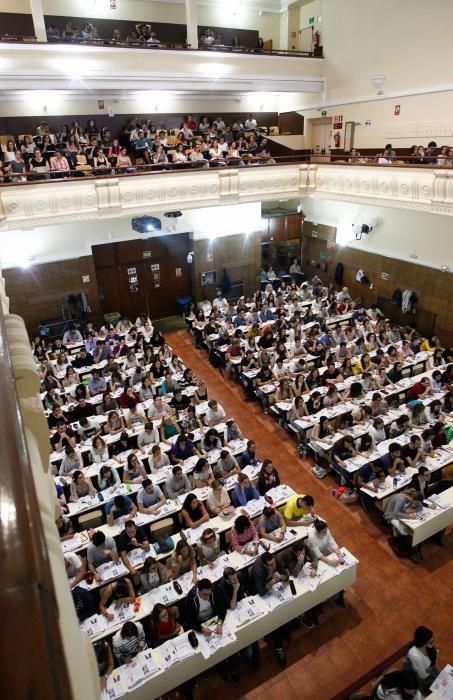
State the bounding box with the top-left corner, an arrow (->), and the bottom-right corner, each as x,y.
165,330 -> 453,700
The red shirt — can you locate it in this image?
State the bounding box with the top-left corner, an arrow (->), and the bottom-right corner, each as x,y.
407,381 -> 426,401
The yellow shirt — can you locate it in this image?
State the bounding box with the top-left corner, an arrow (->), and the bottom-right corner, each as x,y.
282,493 -> 306,521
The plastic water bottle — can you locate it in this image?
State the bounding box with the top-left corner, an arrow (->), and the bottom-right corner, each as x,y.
392,476 -> 398,488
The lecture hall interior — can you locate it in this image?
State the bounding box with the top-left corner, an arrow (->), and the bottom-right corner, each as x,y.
1,1 -> 453,699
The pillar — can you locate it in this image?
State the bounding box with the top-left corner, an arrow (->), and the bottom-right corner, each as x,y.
185,0 -> 198,49
30,0 -> 47,42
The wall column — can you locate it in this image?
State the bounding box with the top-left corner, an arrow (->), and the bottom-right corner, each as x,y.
185,0 -> 198,49
30,0 -> 47,42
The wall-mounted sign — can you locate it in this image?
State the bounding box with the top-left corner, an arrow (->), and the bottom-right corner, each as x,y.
207,252 -> 214,263
333,114 -> 343,129
110,0 -> 117,8
175,267 -> 182,277
311,230 -> 318,238
309,16 -> 315,24
394,105 -> 400,116
97,100 -> 104,110
320,251 -> 327,261
381,272 -> 390,280
321,110 -> 327,117
82,274 -> 90,283
143,250 -> 152,259
127,267 -> 136,275
326,240 -> 336,249
151,264 -> 160,271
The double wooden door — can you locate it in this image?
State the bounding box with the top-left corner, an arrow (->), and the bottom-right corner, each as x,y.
93,233 -> 192,320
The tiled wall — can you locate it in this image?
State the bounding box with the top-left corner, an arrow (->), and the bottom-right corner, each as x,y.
191,233 -> 262,302
3,256 -> 102,334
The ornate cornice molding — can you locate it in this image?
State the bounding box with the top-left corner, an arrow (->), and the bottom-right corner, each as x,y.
1,164 -> 453,230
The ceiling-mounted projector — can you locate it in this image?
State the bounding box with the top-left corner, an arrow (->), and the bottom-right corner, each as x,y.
132,216 -> 162,234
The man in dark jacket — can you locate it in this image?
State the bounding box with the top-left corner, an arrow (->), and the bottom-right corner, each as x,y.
184,579 -> 226,633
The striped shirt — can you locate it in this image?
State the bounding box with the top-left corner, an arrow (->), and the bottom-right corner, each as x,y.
112,622 -> 146,659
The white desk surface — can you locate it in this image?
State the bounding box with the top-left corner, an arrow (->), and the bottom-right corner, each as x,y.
98,550 -> 358,699
401,487 -> 453,546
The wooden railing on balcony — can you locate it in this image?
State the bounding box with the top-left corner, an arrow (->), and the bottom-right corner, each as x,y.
0,304 -> 72,699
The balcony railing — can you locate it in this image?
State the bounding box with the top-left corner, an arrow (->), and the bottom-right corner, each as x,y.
1,153 -> 452,189
0,33 -> 322,58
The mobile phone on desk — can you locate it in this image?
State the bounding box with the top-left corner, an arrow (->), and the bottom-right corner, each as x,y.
289,579 -> 297,596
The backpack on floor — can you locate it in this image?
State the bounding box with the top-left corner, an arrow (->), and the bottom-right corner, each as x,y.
297,437 -> 312,458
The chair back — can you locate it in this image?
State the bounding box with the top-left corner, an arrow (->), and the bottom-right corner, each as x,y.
78,508 -> 103,529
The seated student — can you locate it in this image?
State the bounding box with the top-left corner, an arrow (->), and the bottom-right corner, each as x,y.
217,567 -> 250,615
307,519 -> 345,567
91,435 -> 109,463
239,440 -> 259,468
331,436 -> 357,480
149,445 -> 170,474
373,670 -> 423,700
169,388 -> 191,412
184,578 -> 226,634
206,479 -> 232,516
252,552 -> 290,667
410,466 -> 432,499
59,446 -> 83,476
93,639 -> 115,691
88,369 -> 107,397
214,449 -> 240,479
180,405 -> 202,434
407,377 -> 432,402
168,540 -> 198,582
106,410 -> 125,436
369,417 -> 386,444
258,506 -> 286,543
226,420 -> 244,443
170,434 -> 199,463
200,428 -> 222,454
407,626 -> 440,692
192,457 -> 214,488
151,603 -> 182,646
165,465 -> 191,499
99,578 -> 136,620
112,621 -> 147,664
282,493 -> 316,526
87,531 -> 119,582
181,493 -> 210,529
232,473 -> 260,507
229,514 -> 259,555
197,527 -> 223,565
97,465 -> 120,491
68,397 -> 97,423
56,511 -> 74,541
389,414 -> 410,438
77,414 -> 101,443
160,414 -> 181,443
123,453 -> 147,484
380,443 -> 406,476
125,402 -> 146,431
105,494 -> 138,525
257,458 -> 280,496
137,479 -> 166,514
69,470 -> 97,502
404,435 -> 425,468
383,490 -> 424,560
117,520 -> 150,579
137,422 -> 159,454
140,557 -> 168,593
51,420 -> 76,452
65,552 -> 86,589
204,399 -> 226,426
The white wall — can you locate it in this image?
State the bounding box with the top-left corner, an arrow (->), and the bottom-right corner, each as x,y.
301,196 -> 453,272
299,90 -> 453,150
0,202 -> 262,268
0,0 -> 29,11
0,93 -> 281,118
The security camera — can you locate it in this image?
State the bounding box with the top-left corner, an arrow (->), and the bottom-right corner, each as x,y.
187,251 -> 194,264
352,223 -> 373,241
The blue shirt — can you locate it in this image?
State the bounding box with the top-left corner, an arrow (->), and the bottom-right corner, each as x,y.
233,484 -> 260,507
105,495 -> 134,519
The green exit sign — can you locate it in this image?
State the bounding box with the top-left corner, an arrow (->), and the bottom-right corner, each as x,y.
143,250 -> 152,259
309,16 -> 315,24
311,230 -> 318,238
321,110 -> 327,117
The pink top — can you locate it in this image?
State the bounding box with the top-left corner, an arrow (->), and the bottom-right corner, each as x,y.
230,522 -> 258,553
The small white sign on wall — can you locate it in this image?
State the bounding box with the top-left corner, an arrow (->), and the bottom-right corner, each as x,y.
381,272 -> 389,281
176,267 -> 182,277
207,252 -> 214,263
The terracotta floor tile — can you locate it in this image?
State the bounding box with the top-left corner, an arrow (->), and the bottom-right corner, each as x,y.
165,330 -> 453,700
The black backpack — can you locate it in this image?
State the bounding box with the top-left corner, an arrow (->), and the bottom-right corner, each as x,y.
391,288 -> 402,305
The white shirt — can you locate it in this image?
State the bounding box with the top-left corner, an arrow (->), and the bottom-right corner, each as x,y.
205,405 -> 226,425
307,529 -> 338,560
245,118 -> 257,129
65,552 -> 82,579
407,646 -> 432,680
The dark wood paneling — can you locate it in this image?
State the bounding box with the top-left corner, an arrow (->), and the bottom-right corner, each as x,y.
0,12 -> 34,36
92,234 -> 192,321
44,15 -> 187,43
197,25 -> 258,48
278,112 -> 304,135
